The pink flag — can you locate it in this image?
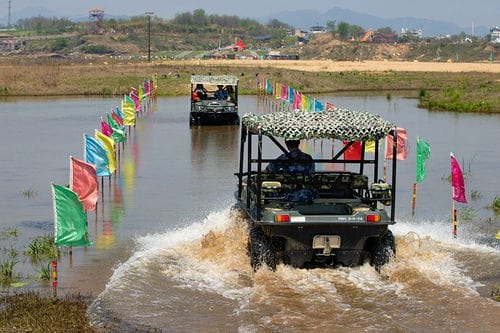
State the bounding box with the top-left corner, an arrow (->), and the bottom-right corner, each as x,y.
130,91 -> 140,113
326,102 -> 335,111
70,156 -> 99,211
385,127 -> 407,160
450,153 -> 467,203
281,84 -> 288,101
294,91 -> 302,110
100,118 -> 113,137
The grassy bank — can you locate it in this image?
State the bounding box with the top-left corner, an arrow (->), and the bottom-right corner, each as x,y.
0,60 -> 498,112
0,292 -> 95,332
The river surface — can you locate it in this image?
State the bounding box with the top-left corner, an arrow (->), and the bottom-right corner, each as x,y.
0,94 -> 499,332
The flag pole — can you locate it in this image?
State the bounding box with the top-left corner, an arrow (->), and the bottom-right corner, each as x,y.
453,201 -> 457,238
412,182 -> 417,217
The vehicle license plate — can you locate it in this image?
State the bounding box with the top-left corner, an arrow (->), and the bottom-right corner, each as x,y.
312,235 -> 341,249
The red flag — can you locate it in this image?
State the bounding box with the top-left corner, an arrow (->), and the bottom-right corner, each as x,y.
343,141 -> 362,160
385,127 -> 407,160
101,119 -> 113,137
326,102 -> 335,111
112,111 -> 124,127
70,156 -> 99,211
450,153 -> 467,203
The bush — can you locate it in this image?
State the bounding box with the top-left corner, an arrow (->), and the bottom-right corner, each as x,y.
83,44 -> 114,54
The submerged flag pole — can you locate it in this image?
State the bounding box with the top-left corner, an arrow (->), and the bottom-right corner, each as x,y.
413,137 -> 431,216
450,152 -> 467,238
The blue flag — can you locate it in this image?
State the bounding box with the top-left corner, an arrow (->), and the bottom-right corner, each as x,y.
314,99 -> 324,112
84,134 -> 110,177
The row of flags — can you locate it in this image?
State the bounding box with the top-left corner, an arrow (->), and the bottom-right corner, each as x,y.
257,76 -> 334,112
52,75 -> 158,248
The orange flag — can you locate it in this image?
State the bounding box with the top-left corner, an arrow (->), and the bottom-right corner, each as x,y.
70,156 -> 98,211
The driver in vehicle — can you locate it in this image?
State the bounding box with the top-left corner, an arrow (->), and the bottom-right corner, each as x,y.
265,139 -> 315,174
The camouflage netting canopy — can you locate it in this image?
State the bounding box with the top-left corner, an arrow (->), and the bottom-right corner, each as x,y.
190,75 -> 238,86
242,109 -> 394,141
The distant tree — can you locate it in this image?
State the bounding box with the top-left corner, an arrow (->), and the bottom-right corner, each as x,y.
16,16 -> 76,34
348,24 -> 364,38
337,21 -> 350,40
326,20 -> 336,35
192,9 -> 208,26
377,26 -> 395,35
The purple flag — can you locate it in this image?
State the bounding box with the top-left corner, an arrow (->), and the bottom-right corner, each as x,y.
450,153 -> 467,203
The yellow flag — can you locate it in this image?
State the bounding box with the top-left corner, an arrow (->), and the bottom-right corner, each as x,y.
121,97 -> 136,126
95,130 -> 116,174
365,141 -> 376,153
275,83 -> 281,100
496,231 -> 500,240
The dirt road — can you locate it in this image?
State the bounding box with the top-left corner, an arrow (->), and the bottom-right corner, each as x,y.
173,59 -> 500,73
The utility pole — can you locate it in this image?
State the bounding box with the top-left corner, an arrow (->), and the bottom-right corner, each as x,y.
8,0 -> 11,28
145,11 -> 154,62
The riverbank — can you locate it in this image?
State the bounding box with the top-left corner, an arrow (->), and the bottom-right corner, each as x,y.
1,59 -> 499,112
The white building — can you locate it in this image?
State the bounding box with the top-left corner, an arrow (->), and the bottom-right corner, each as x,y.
490,26 -> 500,43
401,28 -> 423,39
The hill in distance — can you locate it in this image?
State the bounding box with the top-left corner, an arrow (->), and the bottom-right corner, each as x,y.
258,6 -> 490,37
1,5 -> 491,37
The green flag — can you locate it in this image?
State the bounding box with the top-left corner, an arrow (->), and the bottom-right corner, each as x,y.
107,113 -> 126,143
416,137 -> 431,183
52,183 -> 91,247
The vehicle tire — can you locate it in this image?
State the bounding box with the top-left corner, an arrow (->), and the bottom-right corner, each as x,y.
371,230 -> 396,271
248,227 -> 276,271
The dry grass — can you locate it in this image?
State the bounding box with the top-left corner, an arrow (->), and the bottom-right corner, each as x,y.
1,59 -> 499,100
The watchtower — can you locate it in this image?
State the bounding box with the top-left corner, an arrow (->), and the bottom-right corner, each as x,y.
89,8 -> 105,34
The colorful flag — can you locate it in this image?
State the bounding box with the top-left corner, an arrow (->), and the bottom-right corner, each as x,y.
275,83 -> 281,100
52,183 -> 91,247
130,89 -> 140,112
122,96 -> 136,126
288,87 -> 294,104
416,137 -> 431,183
343,141 -> 362,160
95,130 -> 116,174
326,102 -> 335,111
314,99 -> 324,112
84,134 -> 110,177
152,74 -> 158,91
139,85 -> 146,102
100,118 -> 113,137
107,114 -> 126,143
385,127 -> 408,160
281,84 -> 288,101
265,79 -> 273,95
450,153 -> 467,203
115,106 -> 125,121
143,79 -> 151,97
301,94 -> 309,111
364,141 -> 376,153
112,110 -> 124,128
294,91 -> 302,110
70,157 -> 98,211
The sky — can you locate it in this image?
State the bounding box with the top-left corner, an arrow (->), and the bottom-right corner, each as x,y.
2,0 -> 498,28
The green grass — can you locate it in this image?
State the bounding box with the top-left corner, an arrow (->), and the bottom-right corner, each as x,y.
25,235 -> 59,262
